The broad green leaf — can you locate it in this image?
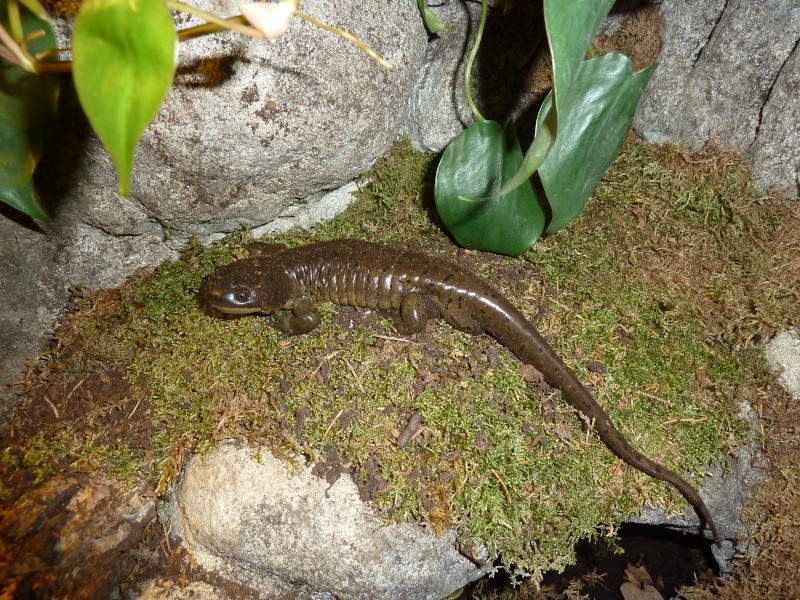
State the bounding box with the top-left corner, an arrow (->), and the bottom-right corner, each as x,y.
434,120 -> 545,256
0,0 -> 59,221
540,54 -> 656,234
544,0 -> 614,113
416,0 -> 446,33
72,0 -> 176,196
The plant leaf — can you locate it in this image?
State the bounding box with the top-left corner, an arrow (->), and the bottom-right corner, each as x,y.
72,0 -> 176,196
416,0 -> 446,33
497,94 -> 556,197
544,0 -> 615,113
540,54 -> 656,234
434,120 -> 545,256
0,0 -> 59,221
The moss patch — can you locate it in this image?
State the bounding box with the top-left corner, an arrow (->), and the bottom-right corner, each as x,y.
2,139 -> 797,580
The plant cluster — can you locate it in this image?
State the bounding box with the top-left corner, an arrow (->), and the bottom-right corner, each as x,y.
2,0 -> 650,258
434,0 -> 655,255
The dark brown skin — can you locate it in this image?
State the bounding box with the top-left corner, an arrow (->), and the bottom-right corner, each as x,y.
205,239 -> 719,543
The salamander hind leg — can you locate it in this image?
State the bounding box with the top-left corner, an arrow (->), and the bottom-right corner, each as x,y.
396,293 -> 440,334
270,297 -> 321,336
439,299 -> 485,335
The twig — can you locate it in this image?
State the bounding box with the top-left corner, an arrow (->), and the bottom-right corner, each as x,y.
42,394 -> 59,419
321,406 -> 346,444
342,357 -> 365,394
373,334 -> 412,343
128,397 -> 143,419
490,468 -> 513,504
66,377 -> 86,401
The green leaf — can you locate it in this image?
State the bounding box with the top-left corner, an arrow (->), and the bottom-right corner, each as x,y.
540,54 -> 656,234
72,0 -> 176,196
434,120 -> 545,256
416,0 -> 446,33
544,0 -> 615,113
497,94 -> 556,197
0,0 -> 59,221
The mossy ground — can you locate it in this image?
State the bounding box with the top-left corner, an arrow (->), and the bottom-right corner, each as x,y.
2,139 -> 798,592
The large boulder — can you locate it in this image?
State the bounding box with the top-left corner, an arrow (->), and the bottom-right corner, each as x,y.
636,0 -> 800,199
42,0 -> 426,238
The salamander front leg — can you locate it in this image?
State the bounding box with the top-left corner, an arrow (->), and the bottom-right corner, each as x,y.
270,297 -> 320,336
243,242 -> 289,257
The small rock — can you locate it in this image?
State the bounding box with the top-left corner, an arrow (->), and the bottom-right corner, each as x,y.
765,328 -> 800,400
166,440 -> 489,599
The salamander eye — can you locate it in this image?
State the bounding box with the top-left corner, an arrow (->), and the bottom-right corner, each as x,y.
226,285 -> 256,306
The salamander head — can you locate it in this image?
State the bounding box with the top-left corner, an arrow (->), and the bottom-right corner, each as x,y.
204,257 -> 294,315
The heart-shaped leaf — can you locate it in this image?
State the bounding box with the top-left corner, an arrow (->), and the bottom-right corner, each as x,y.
545,0 -> 615,113
72,0 -> 176,196
434,120 -> 545,256
540,54 -> 656,233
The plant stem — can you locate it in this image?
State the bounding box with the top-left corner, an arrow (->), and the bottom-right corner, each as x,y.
0,21 -> 33,71
6,0 -> 24,42
167,0 -> 265,39
294,9 -> 392,69
497,97 -> 557,197
177,15 -> 250,41
464,0 -> 487,122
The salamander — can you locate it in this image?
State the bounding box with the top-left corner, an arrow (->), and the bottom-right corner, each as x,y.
204,239 -> 719,543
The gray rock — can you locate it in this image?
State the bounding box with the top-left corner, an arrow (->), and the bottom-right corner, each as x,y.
165,441 -> 489,600
0,213 -> 176,419
636,0 -> 800,198
44,0 -> 426,239
765,328 -> 800,400
704,402 -> 770,572
250,181 -> 360,240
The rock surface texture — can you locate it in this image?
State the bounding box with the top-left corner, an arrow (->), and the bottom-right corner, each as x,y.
765,329 -> 800,401
636,0 -> 800,199
44,0 -> 426,238
165,441 -> 489,599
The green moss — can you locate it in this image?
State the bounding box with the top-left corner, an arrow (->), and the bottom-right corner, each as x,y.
9,429 -> 144,484
5,138 -> 793,577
